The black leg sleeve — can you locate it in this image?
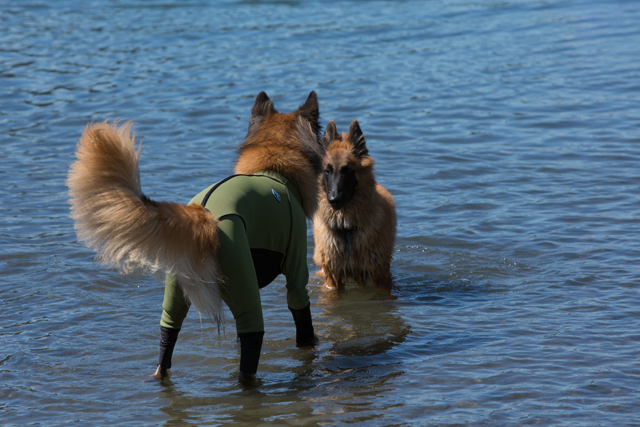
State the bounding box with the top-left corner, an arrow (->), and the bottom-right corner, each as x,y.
289,303 -> 318,347
158,326 -> 180,369
238,331 -> 264,374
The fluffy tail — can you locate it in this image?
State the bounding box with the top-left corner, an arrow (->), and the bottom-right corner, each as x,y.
67,121 -> 223,324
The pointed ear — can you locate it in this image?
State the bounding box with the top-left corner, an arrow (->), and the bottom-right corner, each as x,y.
248,91 -> 276,136
251,91 -> 276,119
297,91 -> 320,139
348,119 -> 368,158
321,120 -> 338,149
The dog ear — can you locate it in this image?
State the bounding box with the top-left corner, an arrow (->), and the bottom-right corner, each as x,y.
297,91 -> 320,140
321,120 -> 338,149
348,120 -> 368,158
251,91 -> 276,118
248,92 -> 277,136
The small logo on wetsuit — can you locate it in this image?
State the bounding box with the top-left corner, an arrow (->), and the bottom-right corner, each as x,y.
271,188 -> 281,202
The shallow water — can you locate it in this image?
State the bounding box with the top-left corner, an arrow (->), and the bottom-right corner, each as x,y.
2,0 -> 640,425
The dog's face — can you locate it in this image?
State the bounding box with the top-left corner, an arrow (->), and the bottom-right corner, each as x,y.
321,120 -> 370,210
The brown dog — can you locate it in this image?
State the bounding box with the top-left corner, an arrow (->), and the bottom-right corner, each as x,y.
67,92 -> 324,382
313,120 -> 396,289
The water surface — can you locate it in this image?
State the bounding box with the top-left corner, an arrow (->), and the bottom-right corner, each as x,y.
2,0 -> 640,425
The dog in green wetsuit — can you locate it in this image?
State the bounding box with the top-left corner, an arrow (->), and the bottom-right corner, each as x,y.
67,92 -> 324,383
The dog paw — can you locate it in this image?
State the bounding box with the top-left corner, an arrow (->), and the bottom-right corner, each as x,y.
296,334 -> 319,347
238,370 -> 257,385
150,365 -> 170,380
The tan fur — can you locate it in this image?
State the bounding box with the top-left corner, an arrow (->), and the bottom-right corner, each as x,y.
67,92 -> 323,324
235,113 -> 322,218
67,121 -> 224,322
313,121 -> 397,289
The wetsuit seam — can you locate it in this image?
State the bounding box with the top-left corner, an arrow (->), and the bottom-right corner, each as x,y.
216,213 -> 247,232
200,173 -> 294,269
201,173 -> 289,207
280,185 -> 294,270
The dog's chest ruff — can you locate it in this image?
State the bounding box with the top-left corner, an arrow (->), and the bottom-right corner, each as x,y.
327,223 -> 360,253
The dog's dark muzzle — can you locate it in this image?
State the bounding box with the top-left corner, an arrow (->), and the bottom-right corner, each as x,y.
327,193 -> 347,210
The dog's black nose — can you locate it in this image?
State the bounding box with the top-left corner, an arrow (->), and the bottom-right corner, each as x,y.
328,194 -> 344,210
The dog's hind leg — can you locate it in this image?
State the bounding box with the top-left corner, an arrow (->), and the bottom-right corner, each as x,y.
151,273 -> 190,380
215,216 -> 266,383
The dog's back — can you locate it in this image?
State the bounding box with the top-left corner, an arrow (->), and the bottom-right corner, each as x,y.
313,120 -> 396,289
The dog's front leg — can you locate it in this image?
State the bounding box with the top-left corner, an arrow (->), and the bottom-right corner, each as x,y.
322,267 -> 342,290
289,303 -> 319,347
238,331 -> 264,384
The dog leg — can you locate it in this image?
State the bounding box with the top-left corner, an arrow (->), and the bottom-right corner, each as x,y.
238,331 -> 264,384
151,326 -> 180,380
289,303 -> 319,347
322,267 -> 339,289
374,268 -> 394,288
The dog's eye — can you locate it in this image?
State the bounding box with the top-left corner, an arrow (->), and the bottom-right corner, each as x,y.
324,166 -> 333,175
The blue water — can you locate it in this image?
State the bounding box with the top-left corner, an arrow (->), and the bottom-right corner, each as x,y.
2,0 -> 640,425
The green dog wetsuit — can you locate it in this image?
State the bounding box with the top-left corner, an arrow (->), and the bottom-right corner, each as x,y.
160,171 -> 310,336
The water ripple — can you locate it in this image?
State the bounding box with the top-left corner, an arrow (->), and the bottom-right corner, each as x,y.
2,0 -> 640,425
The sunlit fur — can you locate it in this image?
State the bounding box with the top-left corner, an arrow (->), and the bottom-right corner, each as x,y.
234,91 -> 323,218
67,92 -> 322,325
313,120 -> 397,289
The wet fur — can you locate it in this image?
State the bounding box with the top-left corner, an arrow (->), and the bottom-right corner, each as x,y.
67,92 -> 322,324
313,120 -> 397,289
